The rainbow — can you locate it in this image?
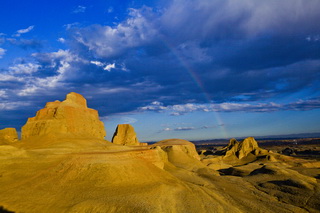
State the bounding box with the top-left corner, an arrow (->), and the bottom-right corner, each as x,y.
161,39 -> 228,138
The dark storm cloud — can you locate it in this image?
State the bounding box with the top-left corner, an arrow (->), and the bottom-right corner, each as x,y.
161,0 -> 320,40
65,0 -> 320,102
1,0 -> 320,130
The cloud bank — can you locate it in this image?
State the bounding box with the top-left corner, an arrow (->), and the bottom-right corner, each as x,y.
1,0 -> 320,129
139,98 -> 320,115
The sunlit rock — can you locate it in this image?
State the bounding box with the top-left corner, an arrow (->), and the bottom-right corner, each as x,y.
224,137 -> 269,159
0,128 -> 18,144
153,139 -> 206,171
112,124 -> 147,145
21,92 -> 106,140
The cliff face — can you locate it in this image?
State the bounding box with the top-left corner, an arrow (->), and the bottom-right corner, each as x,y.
21,92 -> 106,140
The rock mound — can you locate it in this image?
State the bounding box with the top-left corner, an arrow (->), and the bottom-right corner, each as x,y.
224,137 -> 268,159
112,124 -> 146,146
21,92 -> 106,140
154,139 -> 200,160
0,128 -> 18,144
153,139 -> 204,171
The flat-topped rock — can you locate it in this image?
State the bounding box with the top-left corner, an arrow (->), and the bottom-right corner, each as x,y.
21,92 -> 106,140
112,124 -> 143,146
0,128 -> 18,144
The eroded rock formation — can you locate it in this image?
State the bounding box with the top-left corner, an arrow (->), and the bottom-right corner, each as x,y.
1,93 -> 320,212
0,128 -> 18,144
112,124 -> 146,145
153,139 -> 206,171
224,137 -> 268,159
21,92 -> 106,140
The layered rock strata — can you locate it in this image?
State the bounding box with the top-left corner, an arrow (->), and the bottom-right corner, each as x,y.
21,92 -> 106,140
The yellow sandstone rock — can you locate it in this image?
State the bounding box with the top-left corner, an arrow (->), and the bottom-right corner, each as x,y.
224,137 -> 268,159
0,93 -> 319,212
0,128 -> 18,144
112,124 -> 146,146
21,92 -> 106,140
153,139 -> 205,171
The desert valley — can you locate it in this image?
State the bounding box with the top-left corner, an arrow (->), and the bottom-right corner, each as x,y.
0,92 -> 319,213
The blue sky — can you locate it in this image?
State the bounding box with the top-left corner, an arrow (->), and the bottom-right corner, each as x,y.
1,0 -> 320,142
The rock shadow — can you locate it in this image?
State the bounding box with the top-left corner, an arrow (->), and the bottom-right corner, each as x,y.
0,206 -> 14,213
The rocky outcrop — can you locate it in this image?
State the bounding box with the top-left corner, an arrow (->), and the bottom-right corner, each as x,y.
0,128 -> 18,144
21,92 -> 106,140
153,139 -> 205,171
224,137 -> 268,159
112,124 -> 146,146
154,139 -> 200,160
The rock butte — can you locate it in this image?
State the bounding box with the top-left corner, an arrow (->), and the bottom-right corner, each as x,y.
112,124 -> 147,146
0,92 -> 319,212
224,137 -> 269,160
21,92 -> 106,140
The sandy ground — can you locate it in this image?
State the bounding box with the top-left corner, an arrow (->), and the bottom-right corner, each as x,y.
0,138 -> 320,213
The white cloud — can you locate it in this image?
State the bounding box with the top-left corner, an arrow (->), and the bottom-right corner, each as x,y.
174,127 -> 195,131
73,5 -> 86,14
17,26 -> 34,34
35,49 -> 85,87
6,49 -> 87,97
0,101 -> 31,110
72,7 -> 158,58
160,126 -> 196,132
139,98 -> 320,114
0,73 -> 23,82
306,35 -> 320,42
96,87 -> 131,94
119,63 -> 129,72
58,38 -> 66,43
159,123 -> 218,133
91,61 -> 116,71
104,63 -> 115,71
121,117 -> 138,124
90,60 -> 104,67
17,85 -> 39,96
0,90 -> 7,98
9,63 -> 40,74
0,48 -> 6,58
139,101 -> 167,112
64,22 -> 80,30
0,49 -> 86,98
14,25 -> 34,37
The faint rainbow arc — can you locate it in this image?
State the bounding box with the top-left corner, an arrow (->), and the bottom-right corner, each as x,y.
161,39 -> 228,138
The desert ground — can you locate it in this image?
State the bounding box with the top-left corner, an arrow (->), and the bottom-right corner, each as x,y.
1,93 -> 320,213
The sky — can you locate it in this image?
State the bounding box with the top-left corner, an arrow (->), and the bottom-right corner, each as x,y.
0,0 -> 320,142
